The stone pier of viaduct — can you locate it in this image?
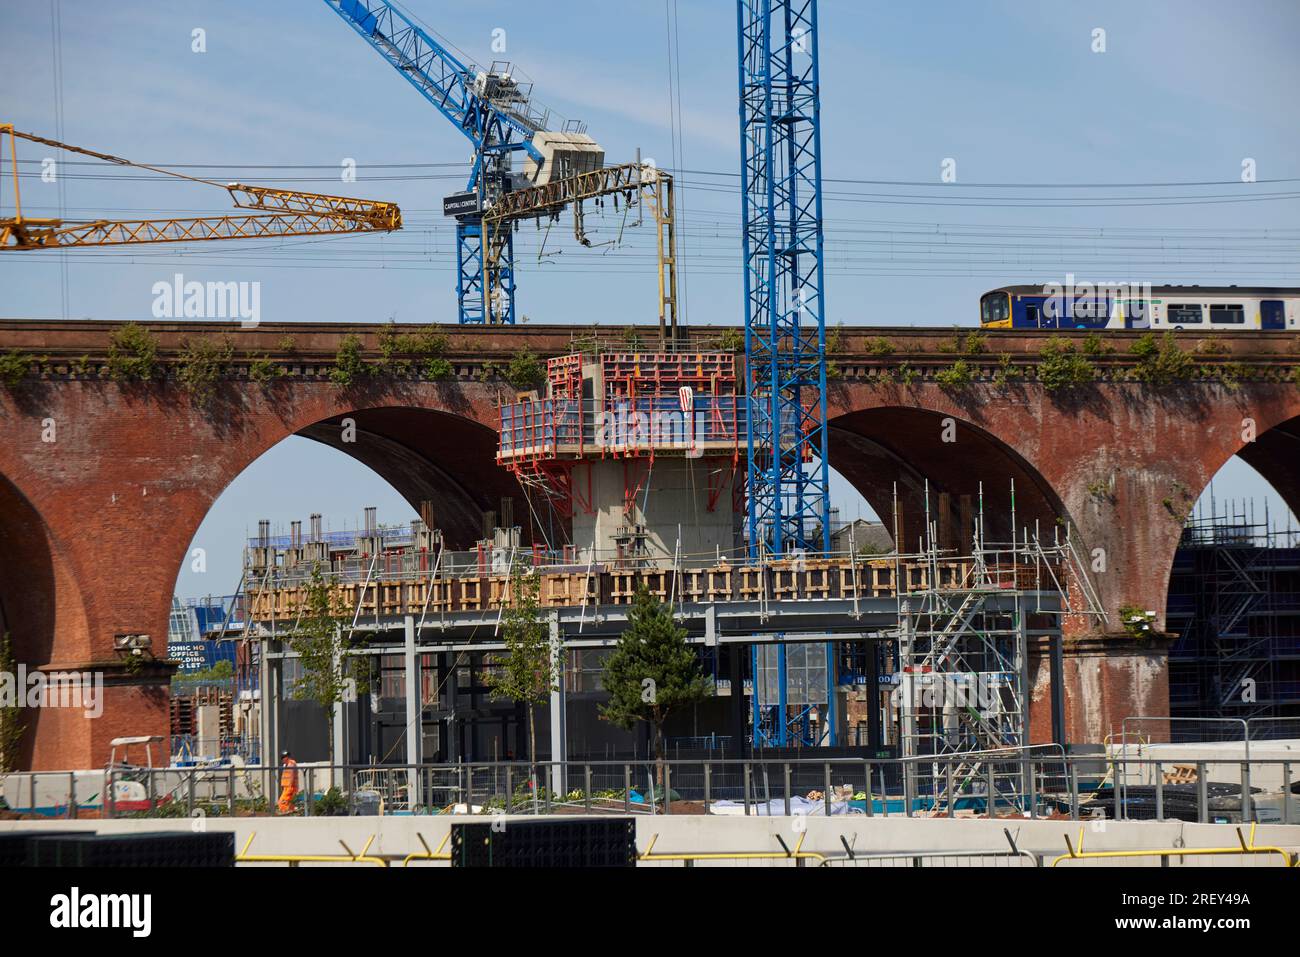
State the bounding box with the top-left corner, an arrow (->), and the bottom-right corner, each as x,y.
1,319 -> 1298,768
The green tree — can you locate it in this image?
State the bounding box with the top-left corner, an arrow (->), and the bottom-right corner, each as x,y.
484,571 -> 559,783
0,632 -> 24,772
284,565 -> 367,764
599,587 -> 711,782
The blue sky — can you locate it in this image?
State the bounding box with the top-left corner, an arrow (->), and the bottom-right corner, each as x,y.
2,0 -> 1298,597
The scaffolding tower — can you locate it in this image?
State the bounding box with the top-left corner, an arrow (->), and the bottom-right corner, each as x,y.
1167,502 -> 1300,740
896,483 -> 1104,815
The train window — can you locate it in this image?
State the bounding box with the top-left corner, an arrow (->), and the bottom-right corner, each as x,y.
980,292 -> 1009,324
1167,303 -> 1203,325
1209,304 -> 1244,325
1025,304 -> 1040,326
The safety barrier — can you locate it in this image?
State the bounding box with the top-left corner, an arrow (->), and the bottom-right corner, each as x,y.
1051,822 -> 1297,868
7,754 -> 1297,826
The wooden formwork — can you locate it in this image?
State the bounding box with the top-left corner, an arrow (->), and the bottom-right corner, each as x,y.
378,581 -> 405,616
540,572 -> 598,608
680,569 -> 708,603
337,582 -> 378,618
460,578 -> 484,611
771,561 -> 801,601
487,576 -> 512,608
738,565 -> 765,602
610,569 -> 638,604
869,561 -> 896,597
247,557 -> 1022,623
707,565 -> 733,602
641,569 -> 673,603
902,564 -> 929,592
804,561 -> 833,600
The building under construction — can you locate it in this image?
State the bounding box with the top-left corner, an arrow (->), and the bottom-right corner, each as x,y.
1167,505 -> 1300,741
231,356 -> 1099,812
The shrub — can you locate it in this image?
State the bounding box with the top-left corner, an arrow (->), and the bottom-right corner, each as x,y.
504,349 -> 545,391
1081,333 -> 1112,357
992,353 -> 1021,386
1037,340 -> 1095,392
308,786 -> 348,817
330,334 -> 368,386
423,356 -> 454,381
107,322 -> 159,381
934,359 -> 973,389
176,336 -> 234,401
1129,332 -> 1195,386
862,336 -> 893,357
0,350 -> 31,389
826,323 -> 845,355
248,353 -> 286,384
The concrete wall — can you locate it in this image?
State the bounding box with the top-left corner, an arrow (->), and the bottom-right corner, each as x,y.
573,458 -> 741,565
3,814 -> 1295,868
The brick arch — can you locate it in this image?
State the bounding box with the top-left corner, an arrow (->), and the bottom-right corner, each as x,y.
0,471 -> 94,770
1193,411 -> 1300,526
0,377 -> 509,768
826,380 -> 1300,633
295,406 -> 526,549
828,405 -> 1068,554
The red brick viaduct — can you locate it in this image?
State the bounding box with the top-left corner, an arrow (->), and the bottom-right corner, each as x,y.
2,319 -> 1298,769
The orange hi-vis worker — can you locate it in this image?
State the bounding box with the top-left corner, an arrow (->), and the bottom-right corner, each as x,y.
277,751 -> 299,814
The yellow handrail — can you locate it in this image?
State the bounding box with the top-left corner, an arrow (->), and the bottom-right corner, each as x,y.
638,831 -> 827,865
235,831 -> 390,867
1051,823 -> 1297,868
402,832 -> 452,867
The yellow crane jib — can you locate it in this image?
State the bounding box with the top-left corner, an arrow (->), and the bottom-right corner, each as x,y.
0,123 -> 402,250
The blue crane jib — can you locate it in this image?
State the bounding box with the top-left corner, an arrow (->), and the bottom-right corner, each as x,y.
323,0 -> 603,324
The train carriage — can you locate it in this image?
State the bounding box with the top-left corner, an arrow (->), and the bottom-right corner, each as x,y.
980,285 -> 1300,332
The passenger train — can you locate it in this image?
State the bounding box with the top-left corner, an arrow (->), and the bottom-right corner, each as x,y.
979,285 -> 1300,331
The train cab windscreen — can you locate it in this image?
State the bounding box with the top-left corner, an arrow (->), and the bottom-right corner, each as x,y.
980,291 -> 1010,325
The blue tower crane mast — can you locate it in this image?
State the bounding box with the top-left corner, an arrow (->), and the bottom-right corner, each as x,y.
739,0 -> 835,748
323,0 -> 592,324
738,0 -> 830,559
